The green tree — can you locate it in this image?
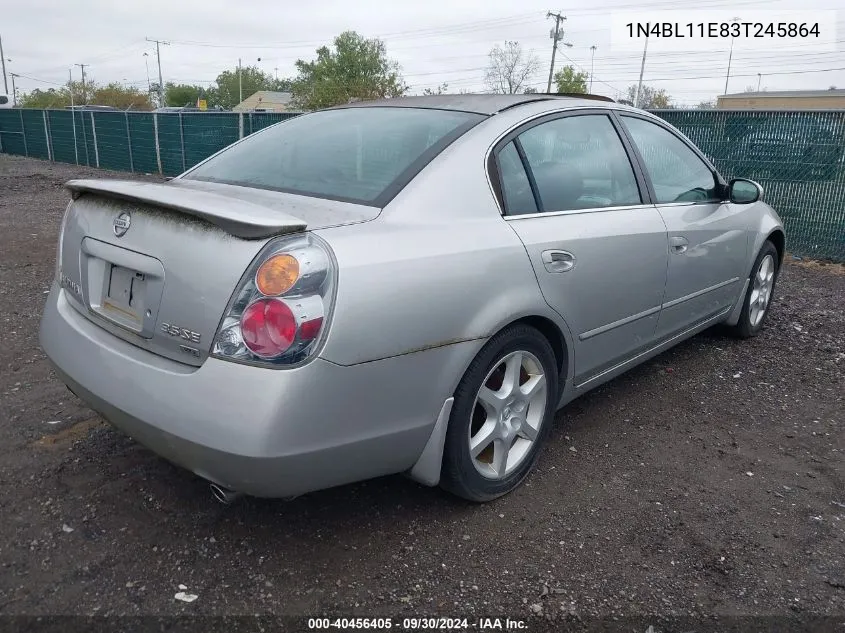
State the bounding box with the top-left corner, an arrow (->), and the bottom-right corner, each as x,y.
20,88 -> 70,108
484,41 -> 539,95
290,31 -> 407,110
213,66 -> 280,109
92,83 -> 152,110
20,80 -> 88,108
625,84 -> 672,109
165,83 -> 206,108
696,100 -> 716,109
553,66 -> 588,94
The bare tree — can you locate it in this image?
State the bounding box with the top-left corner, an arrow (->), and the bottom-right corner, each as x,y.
484,41 -> 539,95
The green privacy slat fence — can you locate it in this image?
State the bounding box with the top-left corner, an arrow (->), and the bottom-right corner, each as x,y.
651,109 -> 845,262
1,108 -> 843,261
0,109 -> 302,178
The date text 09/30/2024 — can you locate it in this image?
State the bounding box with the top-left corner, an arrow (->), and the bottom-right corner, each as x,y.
307,617 -> 528,630
626,21 -> 821,39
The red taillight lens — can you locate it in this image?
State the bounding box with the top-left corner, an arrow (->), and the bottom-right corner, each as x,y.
240,298 -> 296,358
298,317 -> 324,342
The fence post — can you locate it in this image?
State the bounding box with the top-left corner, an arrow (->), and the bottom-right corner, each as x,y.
125,111 -> 134,173
90,111 -> 100,168
238,112 -> 244,139
248,112 -> 253,135
70,108 -> 79,165
19,109 -> 28,157
43,110 -> 53,161
80,111 -> 90,166
178,112 -> 186,173
153,112 -> 162,175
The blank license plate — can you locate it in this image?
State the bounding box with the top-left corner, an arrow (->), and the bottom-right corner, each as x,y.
102,265 -> 145,325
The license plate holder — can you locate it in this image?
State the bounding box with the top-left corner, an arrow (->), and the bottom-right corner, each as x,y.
101,264 -> 146,328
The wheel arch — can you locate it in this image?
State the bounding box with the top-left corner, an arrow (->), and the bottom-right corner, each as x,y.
509,315 -> 569,387
766,228 -> 786,268
407,312 -> 573,488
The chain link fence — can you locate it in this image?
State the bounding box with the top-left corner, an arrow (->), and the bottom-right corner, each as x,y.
1,107 -> 843,261
0,109 -> 302,177
652,109 -> 845,262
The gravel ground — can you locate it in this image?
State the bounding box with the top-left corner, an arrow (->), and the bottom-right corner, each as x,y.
0,154 -> 843,629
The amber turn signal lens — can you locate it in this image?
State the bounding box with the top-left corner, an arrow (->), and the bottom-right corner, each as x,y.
255,254 -> 300,296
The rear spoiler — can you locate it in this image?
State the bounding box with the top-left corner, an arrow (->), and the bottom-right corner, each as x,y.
65,179 -> 307,240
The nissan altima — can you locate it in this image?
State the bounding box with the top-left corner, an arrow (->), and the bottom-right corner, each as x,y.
39,94 -> 785,503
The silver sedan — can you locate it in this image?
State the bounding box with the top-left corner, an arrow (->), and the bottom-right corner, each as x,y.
39,94 -> 785,503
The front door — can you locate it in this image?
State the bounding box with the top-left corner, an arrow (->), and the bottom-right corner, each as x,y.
494,112 -> 668,386
618,114 -> 749,339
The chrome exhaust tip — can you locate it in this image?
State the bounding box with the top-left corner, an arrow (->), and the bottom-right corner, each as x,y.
210,483 -> 242,504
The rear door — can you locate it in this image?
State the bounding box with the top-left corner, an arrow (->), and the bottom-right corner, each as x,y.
492,110 -> 668,387
617,114 -> 748,339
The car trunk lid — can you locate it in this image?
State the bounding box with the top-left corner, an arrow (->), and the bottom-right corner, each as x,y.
58,179 -> 377,366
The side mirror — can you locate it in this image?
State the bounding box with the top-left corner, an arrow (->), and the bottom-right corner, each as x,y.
729,178 -> 762,204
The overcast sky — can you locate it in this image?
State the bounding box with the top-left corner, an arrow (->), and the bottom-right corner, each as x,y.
1,0 -> 842,106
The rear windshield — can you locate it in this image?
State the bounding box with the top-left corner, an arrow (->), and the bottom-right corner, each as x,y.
183,106 -> 484,206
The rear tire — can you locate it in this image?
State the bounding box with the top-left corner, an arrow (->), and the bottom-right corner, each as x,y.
726,240 -> 780,339
440,325 -> 558,502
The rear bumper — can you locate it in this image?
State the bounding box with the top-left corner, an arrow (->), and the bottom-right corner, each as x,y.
39,283 -> 481,497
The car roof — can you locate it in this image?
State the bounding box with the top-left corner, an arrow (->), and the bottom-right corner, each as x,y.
339,93 -> 616,116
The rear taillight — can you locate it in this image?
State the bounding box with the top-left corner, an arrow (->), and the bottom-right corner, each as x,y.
211,233 -> 335,367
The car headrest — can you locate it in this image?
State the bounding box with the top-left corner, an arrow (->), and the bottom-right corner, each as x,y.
530,161 -> 584,211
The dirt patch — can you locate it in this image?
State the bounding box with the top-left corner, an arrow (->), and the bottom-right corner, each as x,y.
33,418 -> 105,449
0,154 -> 843,623
788,254 -> 845,276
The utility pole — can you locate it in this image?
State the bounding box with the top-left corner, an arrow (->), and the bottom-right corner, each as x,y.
0,34 -> 8,95
143,52 -> 151,97
9,72 -> 17,106
546,11 -> 566,93
589,45 -> 597,93
634,36 -> 648,108
757,73 -> 762,92
274,66 -> 278,81
69,68 -> 78,164
146,37 -> 169,107
74,63 -> 88,103
723,17 -> 740,95
238,58 -> 243,103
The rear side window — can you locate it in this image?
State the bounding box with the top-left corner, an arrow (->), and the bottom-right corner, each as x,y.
184,107 -> 484,206
498,142 -> 537,215
497,114 -> 642,215
517,114 -> 642,212
621,115 -> 719,203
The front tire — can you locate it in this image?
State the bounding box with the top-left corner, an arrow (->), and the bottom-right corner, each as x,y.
727,240 -> 780,339
440,325 -> 558,502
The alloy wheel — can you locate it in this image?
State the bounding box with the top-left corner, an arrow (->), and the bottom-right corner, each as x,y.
749,254 -> 775,327
468,350 -> 548,480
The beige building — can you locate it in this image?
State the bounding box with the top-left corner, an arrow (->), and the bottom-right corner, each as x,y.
233,91 -> 294,113
717,89 -> 845,110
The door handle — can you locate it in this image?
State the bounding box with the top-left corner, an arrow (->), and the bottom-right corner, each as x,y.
669,236 -> 689,254
541,250 -> 576,273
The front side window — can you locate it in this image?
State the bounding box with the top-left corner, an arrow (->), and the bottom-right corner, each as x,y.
184,107 -> 484,206
621,116 -> 719,204
506,114 -> 642,213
